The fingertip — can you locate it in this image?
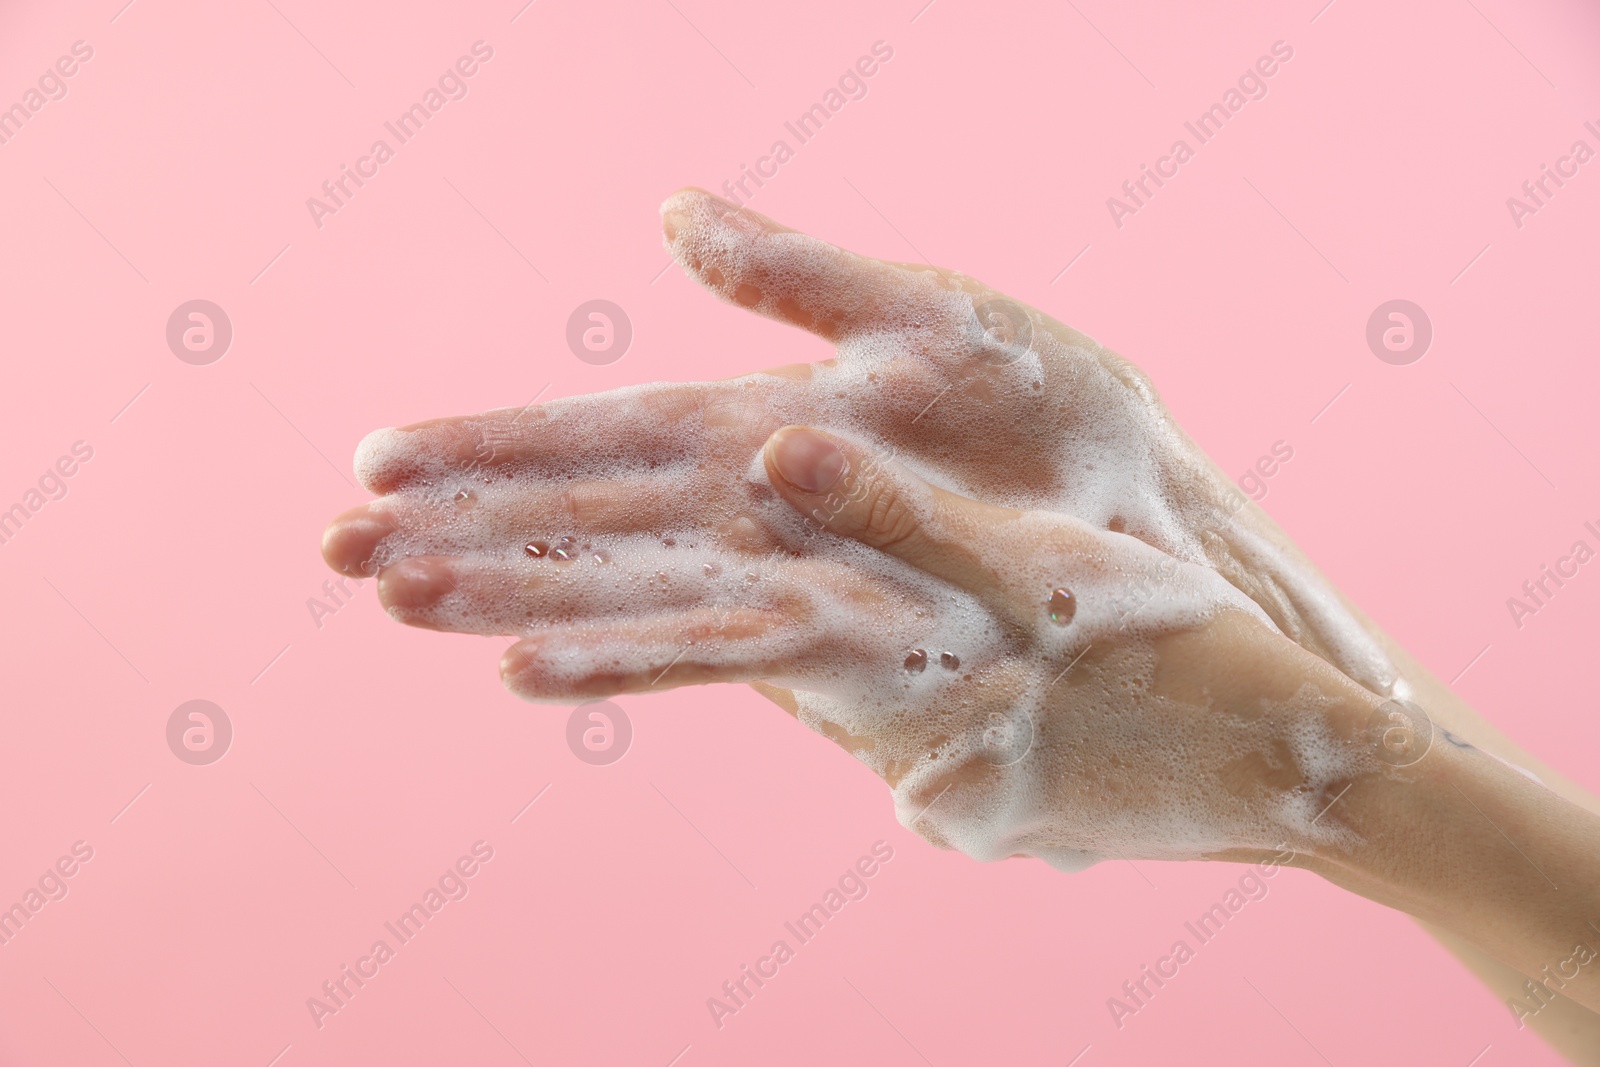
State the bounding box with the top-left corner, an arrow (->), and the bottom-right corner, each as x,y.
660,185 -> 715,213
321,505 -> 396,578
661,187 -> 725,243
660,186 -> 772,221
660,186 -> 723,218
376,556 -> 458,613
499,637 -> 620,704
499,638 -> 571,703
499,638 -> 537,696
660,186 -> 787,248
764,428 -> 988,587
353,426 -> 414,493
765,425 -> 847,496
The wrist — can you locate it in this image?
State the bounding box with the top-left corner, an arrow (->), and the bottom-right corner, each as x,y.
1302,700 -> 1600,1011
1149,610 -> 1388,864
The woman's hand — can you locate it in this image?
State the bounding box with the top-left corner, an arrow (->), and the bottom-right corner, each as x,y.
736,424 -> 1390,872
320,188 -> 1600,1038
317,188 -> 1421,868
328,389 -> 1392,870
327,188 -> 1403,701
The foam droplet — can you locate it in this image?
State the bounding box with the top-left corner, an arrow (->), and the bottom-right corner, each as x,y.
904,650 -> 928,673
524,541 -> 548,559
940,652 -> 961,670
1048,588 -> 1076,625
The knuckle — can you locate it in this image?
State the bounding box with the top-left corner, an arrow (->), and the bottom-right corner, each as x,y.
1105,352 -> 1161,405
858,482 -> 919,551
554,486 -> 583,524
557,482 -> 619,526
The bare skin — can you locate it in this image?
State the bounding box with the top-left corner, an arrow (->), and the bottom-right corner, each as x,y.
323,189 -> 1600,1058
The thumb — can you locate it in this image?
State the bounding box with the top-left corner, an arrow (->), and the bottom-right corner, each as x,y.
762,426 -> 1009,590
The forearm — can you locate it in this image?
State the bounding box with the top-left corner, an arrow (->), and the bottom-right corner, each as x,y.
1308,683 -> 1600,1014
1391,640 -> 1600,1060
1215,497 -> 1600,1056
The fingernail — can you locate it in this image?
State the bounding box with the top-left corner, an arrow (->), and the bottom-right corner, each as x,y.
772,427 -> 846,494
661,208 -> 689,241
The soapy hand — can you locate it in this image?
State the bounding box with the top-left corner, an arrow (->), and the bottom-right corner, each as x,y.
322,189 -> 1397,867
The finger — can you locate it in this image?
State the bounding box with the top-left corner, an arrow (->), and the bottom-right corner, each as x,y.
322,503 -> 396,579
661,188 -> 1115,372
374,543 -> 881,637
499,605 -> 795,702
351,383 -> 712,495
333,473 -> 746,565
762,425 -> 1015,593
661,187 -> 976,344
326,459 -> 801,588
376,552 -> 719,635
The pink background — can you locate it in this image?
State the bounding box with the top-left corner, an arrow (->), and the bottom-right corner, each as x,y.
2,0 -> 1598,1063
